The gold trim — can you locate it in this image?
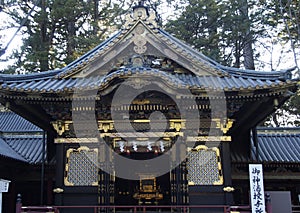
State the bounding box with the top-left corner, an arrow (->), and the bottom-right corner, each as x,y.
99,121 -> 114,133
223,186 -> 235,192
51,120 -> 72,136
191,145 -> 208,152
55,138 -> 99,143
53,188 -> 64,193
132,99 -> 150,105
64,146 -> 98,186
213,119 -> 234,134
188,145 -> 223,186
100,131 -> 183,138
132,119 -> 150,123
187,136 -> 231,142
169,119 -> 186,132
188,181 -> 195,186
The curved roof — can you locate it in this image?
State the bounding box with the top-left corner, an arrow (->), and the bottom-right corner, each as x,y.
0,5 -> 297,97
0,67 -> 295,95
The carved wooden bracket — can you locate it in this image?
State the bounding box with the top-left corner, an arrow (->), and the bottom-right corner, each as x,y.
169,119 -> 185,132
52,120 -> 71,136
98,121 -> 114,133
213,119 -> 234,134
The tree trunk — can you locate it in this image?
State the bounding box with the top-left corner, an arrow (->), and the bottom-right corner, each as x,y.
239,0 -> 255,70
93,0 -> 99,35
39,0 -> 49,71
66,20 -> 76,63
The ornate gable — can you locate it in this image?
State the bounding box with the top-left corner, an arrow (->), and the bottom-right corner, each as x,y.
57,4 -> 225,79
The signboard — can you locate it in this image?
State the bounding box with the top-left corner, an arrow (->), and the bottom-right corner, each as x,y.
249,164 -> 265,213
0,179 -> 10,213
0,179 -> 10,193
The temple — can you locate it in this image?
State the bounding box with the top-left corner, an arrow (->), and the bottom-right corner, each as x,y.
0,4 -> 298,213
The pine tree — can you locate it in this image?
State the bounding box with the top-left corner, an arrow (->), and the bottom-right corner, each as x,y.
164,0 -> 223,62
1,0 -> 132,73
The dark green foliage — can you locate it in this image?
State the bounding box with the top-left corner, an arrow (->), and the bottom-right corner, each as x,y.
164,0 -> 223,63
1,0 -> 132,72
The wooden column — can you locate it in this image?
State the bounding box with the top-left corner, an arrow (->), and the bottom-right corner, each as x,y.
98,137 -> 114,211
54,143 -> 64,206
221,142 -> 234,205
170,137 -> 188,208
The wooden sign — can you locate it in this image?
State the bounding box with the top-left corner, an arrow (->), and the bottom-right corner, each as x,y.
249,164 -> 265,213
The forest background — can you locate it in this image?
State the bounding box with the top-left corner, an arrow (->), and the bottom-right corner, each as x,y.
0,0 -> 299,126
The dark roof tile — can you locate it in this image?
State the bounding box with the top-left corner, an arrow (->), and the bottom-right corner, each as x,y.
0,111 -> 42,132
0,68 -> 295,94
0,137 -> 26,162
254,132 -> 300,163
4,135 -> 46,164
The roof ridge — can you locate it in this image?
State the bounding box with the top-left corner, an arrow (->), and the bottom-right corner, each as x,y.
0,69 -> 61,82
220,65 -> 296,80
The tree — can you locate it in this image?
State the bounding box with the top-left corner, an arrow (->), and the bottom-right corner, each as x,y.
164,0 -> 223,62
0,0 -> 133,73
260,0 -> 300,126
164,0 -> 260,68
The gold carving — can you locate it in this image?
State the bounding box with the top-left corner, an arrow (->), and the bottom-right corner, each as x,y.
132,99 -> 150,105
53,188 -> 64,193
52,120 -> 71,136
169,119 -> 185,132
54,138 -> 99,143
223,186 -> 235,192
133,174 -> 163,203
213,176 -> 224,185
213,119 -> 234,134
64,147 -> 98,186
188,145 -> 223,186
99,121 -> 114,133
188,181 -> 195,186
187,136 -> 232,142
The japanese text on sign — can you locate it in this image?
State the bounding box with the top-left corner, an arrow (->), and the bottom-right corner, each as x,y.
249,164 -> 265,213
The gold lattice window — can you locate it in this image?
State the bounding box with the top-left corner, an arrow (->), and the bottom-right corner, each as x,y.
64,146 -> 98,186
187,145 -> 223,185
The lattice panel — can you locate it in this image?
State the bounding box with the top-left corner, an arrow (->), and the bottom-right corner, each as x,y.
65,147 -> 98,186
187,146 -> 223,185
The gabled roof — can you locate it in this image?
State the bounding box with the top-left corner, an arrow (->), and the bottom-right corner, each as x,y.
54,6 -> 227,79
0,5 -> 297,96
